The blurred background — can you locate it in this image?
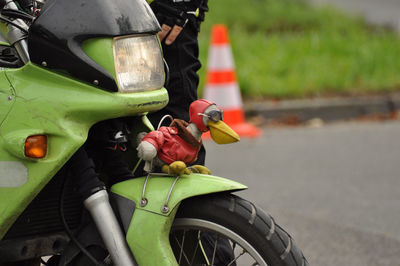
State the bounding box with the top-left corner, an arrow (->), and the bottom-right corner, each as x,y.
198,0 -> 400,99
197,0 -> 400,265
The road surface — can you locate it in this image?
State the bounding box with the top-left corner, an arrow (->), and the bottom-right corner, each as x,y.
310,0 -> 400,32
204,120 -> 400,266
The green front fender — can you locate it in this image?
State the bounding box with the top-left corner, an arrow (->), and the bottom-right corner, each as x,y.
111,174 -> 247,265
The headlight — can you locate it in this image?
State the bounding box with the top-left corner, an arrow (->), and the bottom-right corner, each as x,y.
113,35 -> 165,93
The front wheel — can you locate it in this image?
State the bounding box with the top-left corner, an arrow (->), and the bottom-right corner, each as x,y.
171,193 -> 308,266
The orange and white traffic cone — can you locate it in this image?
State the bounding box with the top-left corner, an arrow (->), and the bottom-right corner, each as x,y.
203,24 -> 261,139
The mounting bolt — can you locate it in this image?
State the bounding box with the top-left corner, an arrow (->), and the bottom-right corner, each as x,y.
7,96 -> 12,101
93,80 -> 99,86
41,61 -> 47,67
161,205 -> 169,213
140,198 -> 148,207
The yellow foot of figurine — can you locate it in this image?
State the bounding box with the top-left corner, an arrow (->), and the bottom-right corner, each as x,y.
188,165 -> 212,175
162,161 -> 190,175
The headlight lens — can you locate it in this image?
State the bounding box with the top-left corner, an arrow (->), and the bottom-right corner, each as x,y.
113,35 -> 164,93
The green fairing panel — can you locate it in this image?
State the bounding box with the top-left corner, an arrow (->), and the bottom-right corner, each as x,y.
82,38 -> 117,81
0,63 -> 168,239
111,174 -> 247,265
0,70 -> 14,126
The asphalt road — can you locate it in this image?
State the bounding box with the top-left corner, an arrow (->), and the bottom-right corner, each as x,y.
310,0 -> 400,31
204,120 -> 400,266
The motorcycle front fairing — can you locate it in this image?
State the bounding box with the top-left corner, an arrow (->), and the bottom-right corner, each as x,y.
0,0 -> 168,239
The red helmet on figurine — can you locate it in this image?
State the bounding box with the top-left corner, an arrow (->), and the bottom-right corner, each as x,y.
189,99 -> 238,144
189,99 -> 215,132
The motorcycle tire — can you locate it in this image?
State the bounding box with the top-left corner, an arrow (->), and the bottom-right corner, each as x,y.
171,193 -> 309,266
70,193 -> 308,266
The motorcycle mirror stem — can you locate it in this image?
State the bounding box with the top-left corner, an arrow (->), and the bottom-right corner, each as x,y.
1,0 -> 30,63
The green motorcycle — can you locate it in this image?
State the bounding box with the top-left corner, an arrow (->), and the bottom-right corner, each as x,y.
0,0 -> 308,265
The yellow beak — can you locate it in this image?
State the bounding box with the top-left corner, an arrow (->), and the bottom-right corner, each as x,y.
207,121 -> 240,144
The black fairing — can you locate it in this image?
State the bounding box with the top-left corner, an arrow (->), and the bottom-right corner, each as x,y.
28,0 -> 161,92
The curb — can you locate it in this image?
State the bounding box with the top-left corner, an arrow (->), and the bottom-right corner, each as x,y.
244,93 -> 400,124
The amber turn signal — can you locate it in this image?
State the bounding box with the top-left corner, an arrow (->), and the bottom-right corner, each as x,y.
25,135 -> 47,158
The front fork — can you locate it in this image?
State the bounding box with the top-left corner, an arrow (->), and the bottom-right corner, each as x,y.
83,190 -> 137,266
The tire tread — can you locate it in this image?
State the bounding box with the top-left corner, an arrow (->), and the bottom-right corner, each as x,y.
179,193 -> 309,266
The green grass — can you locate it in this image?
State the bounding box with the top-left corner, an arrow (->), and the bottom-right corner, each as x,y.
197,0 -> 400,99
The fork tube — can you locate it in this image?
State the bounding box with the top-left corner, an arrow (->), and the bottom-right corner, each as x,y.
3,0 -> 30,63
84,190 -> 137,266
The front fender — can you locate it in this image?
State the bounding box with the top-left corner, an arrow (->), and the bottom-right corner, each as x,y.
110,174 -> 247,265
111,173 -> 247,216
